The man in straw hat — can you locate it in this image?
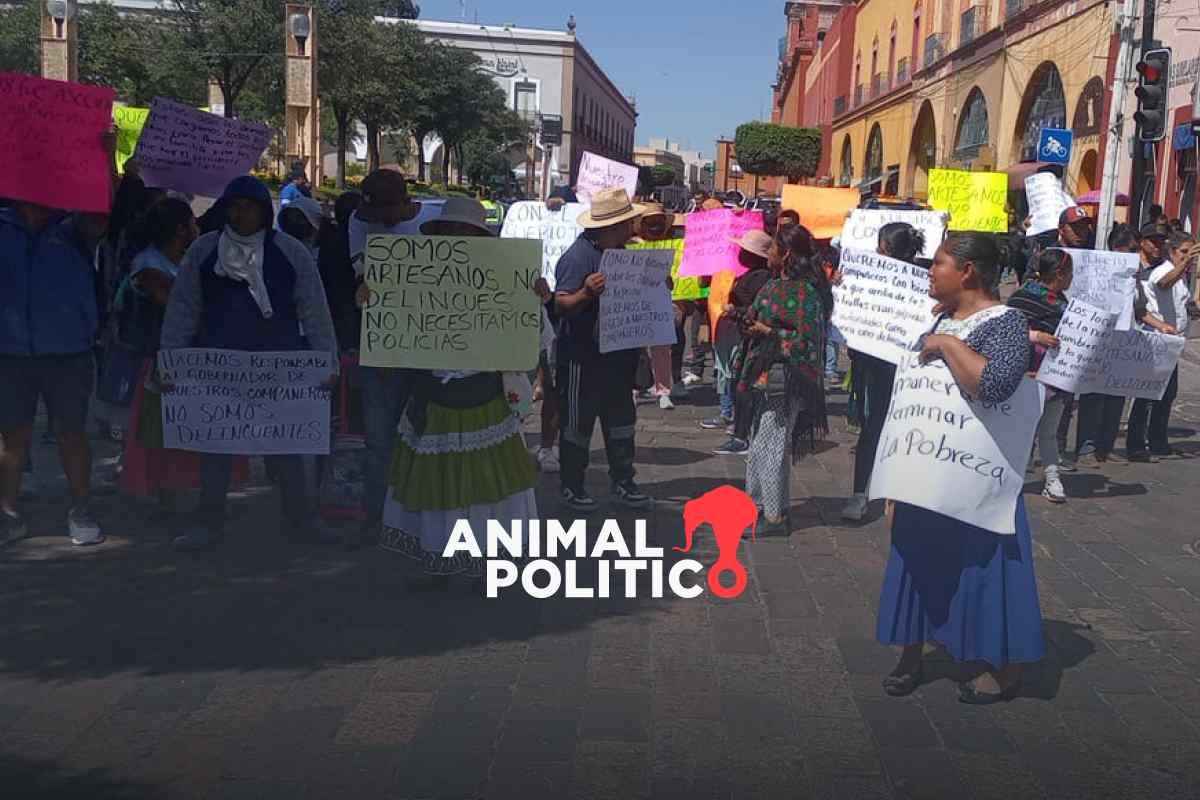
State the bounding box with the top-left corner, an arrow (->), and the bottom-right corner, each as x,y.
553,188 -> 654,512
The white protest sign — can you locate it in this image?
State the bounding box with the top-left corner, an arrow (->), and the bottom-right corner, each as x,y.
1037,298 -> 1185,400
157,349 -> 332,455
870,352 -> 1043,535
598,249 -> 677,354
576,151 -> 639,205
1057,247 -> 1138,330
831,249 -> 937,365
1025,173 -> 1075,236
839,209 -> 946,260
500,201 -> 586,289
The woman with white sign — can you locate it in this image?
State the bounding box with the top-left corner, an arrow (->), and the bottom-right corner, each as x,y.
731,224 -> 831,534
380,199 -> 539,580
876,232 -> 1044,704
842,222 -> 926,521
1007,248 -> 1074,503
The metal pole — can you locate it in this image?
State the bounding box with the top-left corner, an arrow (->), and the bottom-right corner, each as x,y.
1129,0 -> 1157,228
1095,0 -> 1141,247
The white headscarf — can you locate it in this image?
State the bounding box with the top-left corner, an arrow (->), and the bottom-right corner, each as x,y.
215,226 -> 273,318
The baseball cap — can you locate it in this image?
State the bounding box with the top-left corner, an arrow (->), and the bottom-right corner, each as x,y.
1139,221 -> 1169,239
358,169 -> 409,223
1059,206 -> 1092,226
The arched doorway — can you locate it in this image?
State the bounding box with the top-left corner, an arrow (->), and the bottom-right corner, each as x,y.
1015,62 -> 1067,162
839,136 -> 854,187
1072,77 -> 1104,138
1077,149 -> 1099,195
953,88 -> 989,162
864,123 -> 884,187
908,100 -> 937,198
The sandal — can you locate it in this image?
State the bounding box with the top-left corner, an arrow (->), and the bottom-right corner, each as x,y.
958,679 -> 1022,705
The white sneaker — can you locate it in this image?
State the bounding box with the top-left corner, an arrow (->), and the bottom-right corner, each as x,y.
1042,471 -> 1066,504
68,506 -> 105,546
681,372 -> 701,386
537,447 -> 560,474
658,394 -> 675,410
841,493 -> 869,521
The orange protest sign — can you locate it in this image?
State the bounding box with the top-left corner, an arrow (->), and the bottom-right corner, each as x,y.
708,270 -> 736,334
781,185 -> 861,239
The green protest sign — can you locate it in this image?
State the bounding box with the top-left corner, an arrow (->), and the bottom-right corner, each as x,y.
112,105 -> 149,174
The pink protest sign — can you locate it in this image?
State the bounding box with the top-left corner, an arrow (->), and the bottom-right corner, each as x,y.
0,72 -> 115,213
134,97 -> 272,197
678,209 -> 764,277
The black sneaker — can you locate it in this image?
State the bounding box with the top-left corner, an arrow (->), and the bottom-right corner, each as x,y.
561,487 -> 599,513
700,416 -> 732,430
612,480 -> 652,509
713,438 -> 749,456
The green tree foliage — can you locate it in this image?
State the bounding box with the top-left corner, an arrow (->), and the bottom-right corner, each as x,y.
651,164 -> 676,187
0,1 -> 39,75
734,121 -> 822,183
171,0 -> 282,118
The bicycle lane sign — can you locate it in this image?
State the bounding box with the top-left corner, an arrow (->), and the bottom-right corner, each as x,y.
1038,128 -> 1074,165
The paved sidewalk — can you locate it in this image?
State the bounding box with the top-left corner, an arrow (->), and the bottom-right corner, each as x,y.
2,357 -> 1200,799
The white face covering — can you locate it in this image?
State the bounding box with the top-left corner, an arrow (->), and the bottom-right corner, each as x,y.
216,226 -> 273,318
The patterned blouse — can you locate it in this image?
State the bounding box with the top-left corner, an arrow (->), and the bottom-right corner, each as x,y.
927,306 -> 1031,405
733,275 -> 825,393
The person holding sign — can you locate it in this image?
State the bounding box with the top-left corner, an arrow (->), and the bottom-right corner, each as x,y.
554,188 -> 653,512
628,202 -> 684,410
380,199 -> 538,579
876,233 -> 1044,704
730,224 -> 832,533
1008,248 -> 1074,503
842,223 -> 927,522
159,176 -> 338,551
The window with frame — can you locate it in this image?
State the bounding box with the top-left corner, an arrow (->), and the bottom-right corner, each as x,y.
954,89 -> 989,158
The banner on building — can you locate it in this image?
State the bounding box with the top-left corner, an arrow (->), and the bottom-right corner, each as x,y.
576,151 -> 639,205
927,168 -> 1008,233
831,249 -> 938,364
781,185 -> 860,239
598,248 -> 677,353
134,97 -> 272,197
1037,298 -> 1185,401
839,209 -> 946,259
359,235 -> 541,370
679,208 -> 763,277
500,201 -> 586,288
0,72 -> 115,213
157,349 -> 332,455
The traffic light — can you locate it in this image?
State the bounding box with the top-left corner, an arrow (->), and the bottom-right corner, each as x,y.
1134,48 -> 1171,143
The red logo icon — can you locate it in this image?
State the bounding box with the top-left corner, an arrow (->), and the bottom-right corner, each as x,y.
677,485 -> 757,599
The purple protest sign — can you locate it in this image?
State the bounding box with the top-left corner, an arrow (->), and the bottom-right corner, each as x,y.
134,97 -> 272,197
576,151 -> 639,205
678,209 -> 764,277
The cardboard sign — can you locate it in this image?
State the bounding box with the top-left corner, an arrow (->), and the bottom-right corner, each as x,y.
134,97 -> 272,197
707,270 -> 736,333
1058,248 -> 1138,330
1024,173 -> 1074,236
839,209 -> 946,260
499,200 -> 586,289
781,185 -> 860,239
831,249 -> 938,365
359,235 -> 541,370
927,169 -> 1008,233
628,238 -> 706,301
0,72 -> 115,213
870,351 -> 1043,534
679,209 -> 763,277
576,151 -> 639,205
598,248 -> 677,354
1037,299 -> 1186,401
157,349 -> 332,455
112,105 -> 149,175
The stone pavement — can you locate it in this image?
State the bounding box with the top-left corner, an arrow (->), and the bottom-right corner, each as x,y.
3,356 -> 1200,799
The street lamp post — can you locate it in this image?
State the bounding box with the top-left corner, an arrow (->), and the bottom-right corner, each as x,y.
40,0 -> 78,82
284,3 -> 321,186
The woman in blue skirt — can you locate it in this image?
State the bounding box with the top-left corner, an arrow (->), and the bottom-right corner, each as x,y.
876,232 -> 1045,705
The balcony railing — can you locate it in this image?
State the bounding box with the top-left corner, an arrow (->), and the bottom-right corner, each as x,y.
833,95 -> 847,116
897,57 -> 909,84
1006,0 -> 1024,18
960,6 -> 979,46
853,84 -> 864,108
924,33 -> 945,68
871,73 -> 884,99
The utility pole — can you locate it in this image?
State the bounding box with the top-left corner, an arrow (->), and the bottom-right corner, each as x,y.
1129,0 -> 1157,228
1095,0 -> 1140,246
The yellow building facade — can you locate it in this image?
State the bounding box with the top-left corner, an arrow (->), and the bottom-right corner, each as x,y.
831,0 -> 1112,202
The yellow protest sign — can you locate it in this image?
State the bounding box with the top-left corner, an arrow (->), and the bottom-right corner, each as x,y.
927,169 -> 1008,233
628,238 -> 708,301
359,235 -> 541,370
112,105 -> 149,174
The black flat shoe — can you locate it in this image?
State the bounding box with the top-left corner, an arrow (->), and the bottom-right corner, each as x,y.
957,679 -> 1022,705
882,664 -> 922,697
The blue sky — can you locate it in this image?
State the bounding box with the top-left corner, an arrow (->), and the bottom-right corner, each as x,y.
420,0 -> 782,159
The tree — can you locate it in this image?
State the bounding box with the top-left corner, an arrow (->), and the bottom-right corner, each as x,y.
171,0 -> 281,118
318,0 -> 380,185
734,121 -> 822,183
651,164 -> 676,187
78,3 -> 206,105
378,0 -> 419,16
0,1 -> 39,75
353,20 -> 428,171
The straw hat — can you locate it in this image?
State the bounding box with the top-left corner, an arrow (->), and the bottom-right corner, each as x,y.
577,188 -> 646,229
640,201 -> 669,219
420,197 -> 492,235
729,229 -> 774,259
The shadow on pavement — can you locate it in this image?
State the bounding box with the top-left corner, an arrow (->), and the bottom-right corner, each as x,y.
0,754 -> 161,799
